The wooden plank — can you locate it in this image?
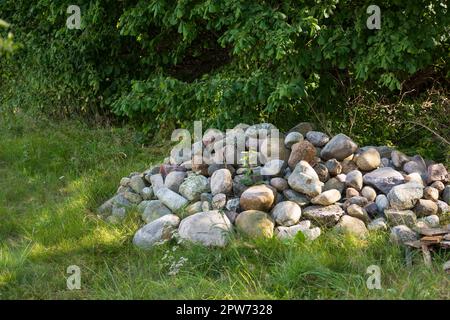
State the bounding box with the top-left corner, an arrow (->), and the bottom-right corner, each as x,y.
420,235 -> 444,244
421,244 -> 432,267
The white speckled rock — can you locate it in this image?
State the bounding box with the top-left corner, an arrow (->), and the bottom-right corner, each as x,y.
178,211 -> 233,247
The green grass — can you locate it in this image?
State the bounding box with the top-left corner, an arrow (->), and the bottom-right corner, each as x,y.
0,112 -> 449,300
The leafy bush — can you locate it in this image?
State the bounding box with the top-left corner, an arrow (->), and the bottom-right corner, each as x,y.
0,0 -> 449,148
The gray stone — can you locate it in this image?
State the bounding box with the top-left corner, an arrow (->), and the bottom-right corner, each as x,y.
261,159 -> 286,176
417,215 -> 440,228
282,189 -> 311,207
385,209 -> 417,227
149,174 -> 164,192
427,163 -> 448,183
444,186 -> 450,205
320,133 -> 358,161
345,170 -> 363,191
178,211 -> 233,247
179,174 -> 210,201
275,221 -> 311,239
391,150 -> 409,168
210,169 -> 233,195
129,175 -> 146,194
284,132 -> 303,148
387,182 -> 423,210
368,218 -> 388,231
133,214 -> 180,249
414,199 -> 438,217
390,225 -> 418,245
302,204 -> 344,227
306,131 -> 329,147
164,171 -> 187,193
375,194 -> 389,214
212,193 -> 227,210
270,177 -> 288,192
323,177 -> 345,194
325,159 -> 342,176
226,197 -> 240,212
271,201 -> 302,226
362,167 -> 405,194
142,200 -> 172,223
141,187 -> 154,200
155,187 -> 188,213
313,163 -> 330,182
437,200 -> 449,215
347,204 -> 370,224
288,161 -> 323,197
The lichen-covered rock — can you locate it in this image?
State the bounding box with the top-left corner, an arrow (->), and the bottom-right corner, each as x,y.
179,174 -> 210,201
142,200 -> 172,223
385,209 -> 417,227
155,187 -> 188,212
390,225 -> 418,245
302,204 -> 344,227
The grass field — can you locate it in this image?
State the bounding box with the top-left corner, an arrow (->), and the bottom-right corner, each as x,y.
0,112 -> 449,299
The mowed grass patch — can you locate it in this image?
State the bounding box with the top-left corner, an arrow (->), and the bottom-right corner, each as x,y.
0,113 -> 449,299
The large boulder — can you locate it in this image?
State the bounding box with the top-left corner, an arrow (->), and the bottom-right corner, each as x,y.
362,167 -> 405,194
235,210 -> 275,238
178,211 -> 233,247
387,182 -> 423,210
320,133 -> 358,161
288,161 -> 323,197
133,214 -> 180,249
240,184 -> 275,211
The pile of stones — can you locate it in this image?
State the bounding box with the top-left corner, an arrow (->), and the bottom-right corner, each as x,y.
98,122 -> 450,249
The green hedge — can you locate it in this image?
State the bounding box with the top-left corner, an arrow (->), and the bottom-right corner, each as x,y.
0,1 -> 449,145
